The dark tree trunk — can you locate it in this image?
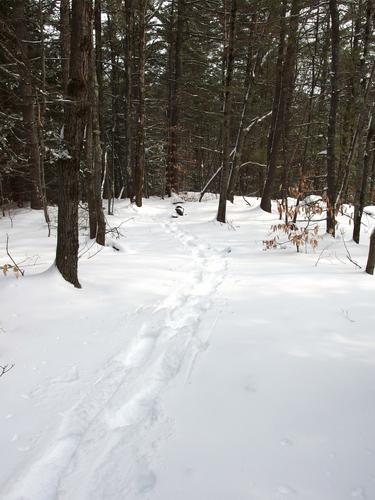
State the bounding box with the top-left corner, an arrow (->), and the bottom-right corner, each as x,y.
86,14 -> 106,245
260,0 -> 300,214
217,0 -> 237,223
14,0 -> 43,210
38,0 -> 50,229
134,0 -> 146,207
227,12 -> 264,202
60,0 -> 70,95
124,0 -> 134,198
107,13 -> 117,214
326,0 -> 340,236
370,146 -> 375,203
352,1 -> 374,243
337,0 -> 373,207
92,91 -> 106,245
86,93 -> 96,238
94,0 -> 106,200
166,0 -> 185,197
353,104 -> 375,243
279,0 -> 301,209
366,229 -> 375,275
259,0 -> 287,213
94,0 -> 104,138
56,0 -> 91,288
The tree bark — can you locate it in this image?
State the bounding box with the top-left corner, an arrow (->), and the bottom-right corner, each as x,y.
94,0 -> 106,202
134,0 -> 146,207
107,13 -> 117,215
326,0 -> 340,236
217,0 -> 237,223
260,0 -> 300,214
352,1 -> 374,243
60,0 -> 70,95
124,0 -> 134,198
166,0 -> 185,197
14,0 -> 43,210
259,0 -> 287,213
37,0 -> 50,229
227,12 -> 264,202
86,13 -> 106,245
366,228 -> 375,275
353,103 -> 375,243
56,0 -> 92,288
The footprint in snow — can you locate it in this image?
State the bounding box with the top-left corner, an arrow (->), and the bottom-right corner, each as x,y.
136,468 -> 157,494
278,484 -> 297,495
280,438 -> 293,447
244,383 -> 257,394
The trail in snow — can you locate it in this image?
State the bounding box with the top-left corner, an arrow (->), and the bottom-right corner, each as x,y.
4,219 -> 227,500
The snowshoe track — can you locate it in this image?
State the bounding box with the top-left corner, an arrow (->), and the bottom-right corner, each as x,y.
5,220 -> 227,500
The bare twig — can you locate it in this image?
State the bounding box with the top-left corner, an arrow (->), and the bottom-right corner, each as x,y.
340,230 -> 362,269
242,195 -> 252,207
0,364 -> 14,378
78,238 -> 100,260
105,218 -> 134,238
315,245 -> 330,267
6,234 -> 24,276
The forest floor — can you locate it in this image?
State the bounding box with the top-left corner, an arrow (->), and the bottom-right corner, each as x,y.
1,194 -> 375,500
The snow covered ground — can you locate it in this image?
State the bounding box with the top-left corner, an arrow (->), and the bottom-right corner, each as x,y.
1,195 -> 375,500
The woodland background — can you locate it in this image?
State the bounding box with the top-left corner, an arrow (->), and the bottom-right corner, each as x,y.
1,0 -> 375,285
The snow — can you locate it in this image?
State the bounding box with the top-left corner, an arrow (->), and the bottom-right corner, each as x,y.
364,205 -> 375,217
1,196 -> 375,500
302,194 -> 322,205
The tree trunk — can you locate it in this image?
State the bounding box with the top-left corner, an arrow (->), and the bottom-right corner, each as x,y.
279,0 -> 301,210
259,0 -> 287,213
353,104 -> 375,243
366,229 -> 375,275
227,12 -> 264,202
166,0 -> 184,197
260,0 -> 300,214
326,0 -> 340,236
369,146 -> 375,203
37,0 -> 50,230
134,0 -> 146,207
86,16 -> 106,246
92,76 -> 106,245
56,0 -> 91,288
352,1 -> 374,242
14,0 -> 43,210
107,13 -> 117,215
86,93 -> 97,238
124,0 -> 134,198
60,0 -> 70,95
217,0 -> 237,223
94,0 -> 106,204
